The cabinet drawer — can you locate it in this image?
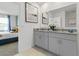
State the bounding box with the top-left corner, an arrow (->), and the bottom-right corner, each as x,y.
60,34 -> 77,40
49,33 -> 77,40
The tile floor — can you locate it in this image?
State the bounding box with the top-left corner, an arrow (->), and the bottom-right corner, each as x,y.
0,42 -> 18,56
16,47 -> 56,56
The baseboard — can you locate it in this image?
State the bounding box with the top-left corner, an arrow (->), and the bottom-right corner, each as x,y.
34,45 -> 59,56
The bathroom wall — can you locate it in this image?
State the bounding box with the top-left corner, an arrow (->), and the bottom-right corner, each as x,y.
19,2 -> 48,52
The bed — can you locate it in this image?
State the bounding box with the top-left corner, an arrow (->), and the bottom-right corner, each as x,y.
0,32 -> 18,45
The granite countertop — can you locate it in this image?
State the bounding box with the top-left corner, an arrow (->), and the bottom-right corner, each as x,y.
48,30 -> 77,35
34,29 -> 77,35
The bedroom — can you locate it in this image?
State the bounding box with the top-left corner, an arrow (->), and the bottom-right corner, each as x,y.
0,6 -> 18,55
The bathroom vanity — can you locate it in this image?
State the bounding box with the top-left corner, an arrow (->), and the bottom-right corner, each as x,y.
33,3 -> 78,56
34,29 -> 77,56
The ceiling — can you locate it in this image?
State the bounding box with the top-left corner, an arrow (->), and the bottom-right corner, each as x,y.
48,4 -> 76,15
36,2 -> 46,6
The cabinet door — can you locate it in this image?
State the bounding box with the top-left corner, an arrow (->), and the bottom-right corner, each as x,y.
34,31 -> 42,47
49,37 -> 61,55
61,40 -> 77,56
41,32 -> 49,50
34,31 -> 49,50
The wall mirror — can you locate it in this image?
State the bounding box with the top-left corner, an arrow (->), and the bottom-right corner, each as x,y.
47,4 -> 77,29
65,5 -> 76,28
48,10 -> 63,28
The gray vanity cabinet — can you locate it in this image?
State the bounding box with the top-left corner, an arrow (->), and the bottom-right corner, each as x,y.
34,30 -> 77,56
49,37 -> 61,55
34,30 -> 49,50
49,32 -> 77,56
61,39 -> 77,56
34,31 -> 42,47
41,32 -> 49,50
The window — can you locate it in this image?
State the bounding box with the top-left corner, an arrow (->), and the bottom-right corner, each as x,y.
0,15 -> 9,32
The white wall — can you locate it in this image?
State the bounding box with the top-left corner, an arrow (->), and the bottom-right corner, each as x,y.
19,2 -> 48,52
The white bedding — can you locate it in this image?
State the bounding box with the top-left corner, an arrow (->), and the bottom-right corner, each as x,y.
0,32 -> 18,40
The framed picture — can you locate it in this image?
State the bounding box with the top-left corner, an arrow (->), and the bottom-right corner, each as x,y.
42,12 -> 49,24
25,2 -> 38,23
